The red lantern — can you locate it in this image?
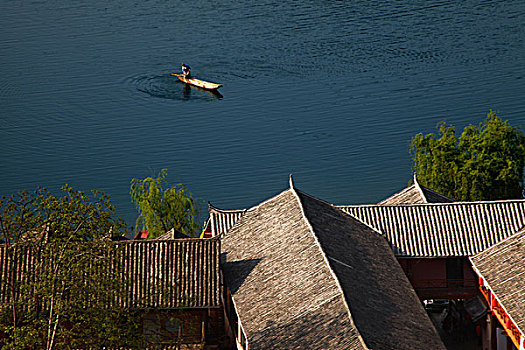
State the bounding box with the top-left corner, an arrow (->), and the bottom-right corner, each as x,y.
478,277 -> 484,286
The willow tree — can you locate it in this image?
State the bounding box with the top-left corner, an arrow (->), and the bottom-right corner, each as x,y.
411,111 -> 525,201
130,169 -> 199,238
0,186 -> 149,349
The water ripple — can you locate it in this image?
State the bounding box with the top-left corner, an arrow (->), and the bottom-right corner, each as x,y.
124,73 -> 223,101
1,0 -> 524,225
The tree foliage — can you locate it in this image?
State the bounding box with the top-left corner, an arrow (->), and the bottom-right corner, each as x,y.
0,186 -> 147,349
130,169 -> 199,238
411,111 -> 525,201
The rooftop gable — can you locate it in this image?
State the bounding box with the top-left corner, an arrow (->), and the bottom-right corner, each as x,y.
296,190 -> 445,350
221,189 -> 366,349
378,175 -> 454,205
221,179 -> 445,349
203,203 -> 246,238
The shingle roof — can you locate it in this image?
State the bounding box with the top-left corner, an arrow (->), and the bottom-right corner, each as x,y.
339,201 -> 525,257
0,238 -> 221,309
221,181 -> 445,350
378,176 -> 454,205
470,227 -> 525,334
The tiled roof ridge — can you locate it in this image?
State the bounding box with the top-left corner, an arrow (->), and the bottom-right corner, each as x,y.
208,202 -> 247,214
3,237 -> 220,247
246,190 -> 292,212
122,236 -> 220,244
421,185 -> 455,201
415,174 -> 456,202
296,189 -> 385,238
289,181 -> 370,350
341,198 -> 525,208
293,188 -> 338,208
377,184 -> 417,205
413,174 -> 428,203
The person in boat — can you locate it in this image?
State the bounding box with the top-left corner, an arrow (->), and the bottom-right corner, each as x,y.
181,63 -> 191,78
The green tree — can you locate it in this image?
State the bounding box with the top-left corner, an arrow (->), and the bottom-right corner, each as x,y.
411,111 -> 525,201
0,186 -> 146,349
130,169 -> 199,238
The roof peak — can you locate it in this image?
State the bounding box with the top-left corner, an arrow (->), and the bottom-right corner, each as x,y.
343,198 -> 525,208
413,173 -> 428,203
290,188 -> 370,349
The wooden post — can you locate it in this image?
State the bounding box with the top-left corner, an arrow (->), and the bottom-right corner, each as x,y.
201,309 -> 206,343
238,320 -> 241,344
488,313 -> 496,350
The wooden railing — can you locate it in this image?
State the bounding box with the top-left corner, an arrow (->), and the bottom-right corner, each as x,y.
479,283 -> 523,349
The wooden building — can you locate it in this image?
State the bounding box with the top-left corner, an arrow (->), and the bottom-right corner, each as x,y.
204,180 -> 525,302
204,177 -> 525,349
338,198 -> 525,300
0,237 -> 226,349
121,238 -> 224,348
470,227 -> 525,350
220,177 -> 445,349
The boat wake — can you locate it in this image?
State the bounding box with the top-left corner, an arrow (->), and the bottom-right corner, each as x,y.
125,74 -> 222,101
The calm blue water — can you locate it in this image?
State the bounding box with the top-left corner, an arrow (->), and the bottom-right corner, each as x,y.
1,0 -> 525,227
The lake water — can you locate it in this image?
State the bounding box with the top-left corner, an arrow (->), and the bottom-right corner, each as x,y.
1,0 -> 524,228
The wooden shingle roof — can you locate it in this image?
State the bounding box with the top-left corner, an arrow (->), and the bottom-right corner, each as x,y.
339,201 -> 525,257
221,180 -> 445,350
0,238 -> 221,309
470,227 -> 525,334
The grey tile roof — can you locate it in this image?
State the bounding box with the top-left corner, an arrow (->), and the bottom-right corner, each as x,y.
207,204 -> 246,237
0,238 -> 221,309
221,184 -> 445,350
339,201 -> 525,257
120,238 -> 221,308
208,199 -> 525,258
470,227 -> 525,334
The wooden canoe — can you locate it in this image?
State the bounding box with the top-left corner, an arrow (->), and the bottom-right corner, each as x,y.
171,73 -> 223,90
